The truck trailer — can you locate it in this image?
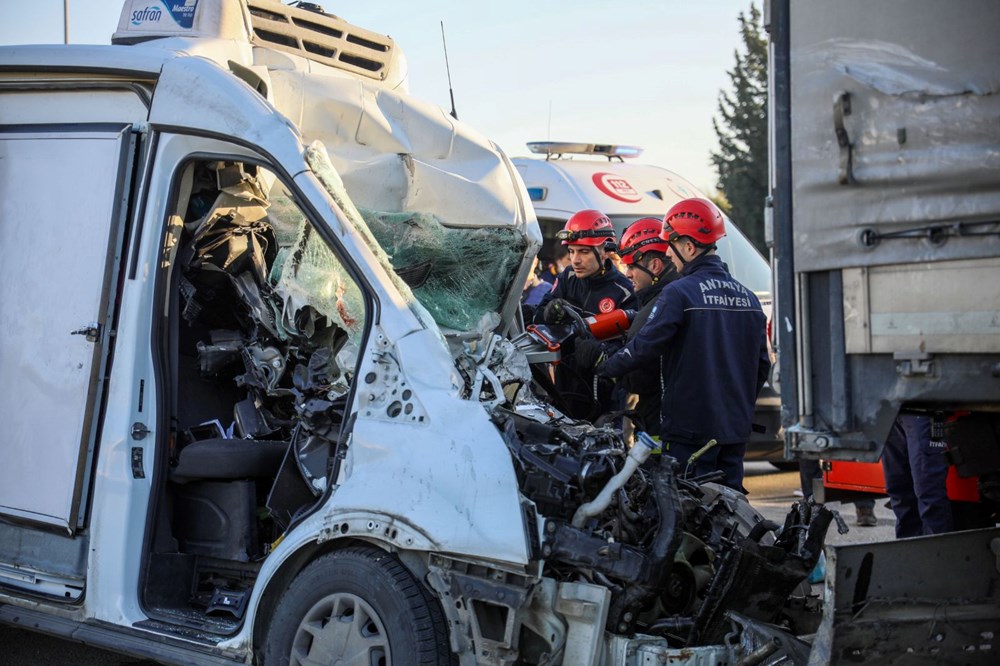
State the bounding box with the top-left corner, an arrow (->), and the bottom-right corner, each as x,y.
768,0 -> 1000,662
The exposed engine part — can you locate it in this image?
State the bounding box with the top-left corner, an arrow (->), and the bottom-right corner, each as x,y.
487,392 -> 834,652
572,431 -> 656,528
494,409 -> 621,520
687,506 -> 830,646
456,333 -> 534,411
659,534 -> 715,616
544,461 -> 683,633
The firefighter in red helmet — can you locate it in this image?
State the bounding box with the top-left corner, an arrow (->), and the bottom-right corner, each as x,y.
597,198 -> 770,491
534,209 -> 635,420
573,217 -> 679,435
659,197 -> 726,268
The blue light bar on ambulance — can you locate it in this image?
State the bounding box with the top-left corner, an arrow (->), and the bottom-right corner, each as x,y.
526,141 -> 644,160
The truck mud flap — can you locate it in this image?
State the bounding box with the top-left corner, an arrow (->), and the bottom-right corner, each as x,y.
812,527 -> 1000,664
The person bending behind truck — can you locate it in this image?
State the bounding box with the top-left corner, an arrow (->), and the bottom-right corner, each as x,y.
595,199 -> 770,491
574,218 -> 679,436
534,210 -> 635,420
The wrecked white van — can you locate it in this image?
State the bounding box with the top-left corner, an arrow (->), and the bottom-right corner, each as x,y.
0,1 -> 831,664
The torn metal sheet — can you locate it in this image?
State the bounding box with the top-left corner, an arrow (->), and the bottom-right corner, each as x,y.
812,527 -> 1000,665
801,38 -> 1000,97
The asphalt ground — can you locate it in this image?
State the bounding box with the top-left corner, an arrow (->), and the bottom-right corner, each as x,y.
0,462 -> 897,665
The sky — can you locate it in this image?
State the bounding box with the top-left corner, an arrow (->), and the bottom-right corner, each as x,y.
0,0 -> 756,192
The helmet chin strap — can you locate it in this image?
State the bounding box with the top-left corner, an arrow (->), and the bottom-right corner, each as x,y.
668,240 -> 689,267
631,260 -> 660,283
668,240 -> 708,268
591,247 -> 606,274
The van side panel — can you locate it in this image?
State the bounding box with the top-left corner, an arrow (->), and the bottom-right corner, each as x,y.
0,126 -> 133,531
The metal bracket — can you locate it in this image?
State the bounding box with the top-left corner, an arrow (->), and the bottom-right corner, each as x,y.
131,447 -> 145,479
70,322 -> 100,343
357,331 -> 428,425
834,92 -> 857,185
894,351 -> 934,377
785,425 -> 877,458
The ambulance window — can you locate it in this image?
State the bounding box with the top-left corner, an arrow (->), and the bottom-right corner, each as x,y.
536,217 -> 568,261
714,220 -> 771,294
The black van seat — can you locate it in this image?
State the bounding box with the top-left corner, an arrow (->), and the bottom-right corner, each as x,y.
170,438 -> 288,484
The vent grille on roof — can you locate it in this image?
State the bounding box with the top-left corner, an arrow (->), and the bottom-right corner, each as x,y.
247,1 -> 394,80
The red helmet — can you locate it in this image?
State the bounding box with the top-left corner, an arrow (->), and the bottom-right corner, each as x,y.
660,198 -> 726,246
557,209 -> 616,247
619,217 -> 671,265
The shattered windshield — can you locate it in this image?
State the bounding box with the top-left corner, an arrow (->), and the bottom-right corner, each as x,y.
305,142 -> 527,331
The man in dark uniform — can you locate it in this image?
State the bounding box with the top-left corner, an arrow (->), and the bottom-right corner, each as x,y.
574,217 -> 678,434
597,198 -> 770,491
883,413 -> 953,538
535,209 -> 634,420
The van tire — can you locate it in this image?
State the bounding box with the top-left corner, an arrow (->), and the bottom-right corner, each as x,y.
262,546 -> 451,665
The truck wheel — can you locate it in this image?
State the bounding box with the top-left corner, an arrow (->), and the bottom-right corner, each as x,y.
263,546 -> 450,665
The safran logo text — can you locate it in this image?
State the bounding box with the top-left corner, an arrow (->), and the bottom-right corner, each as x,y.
131,6 -> 163,25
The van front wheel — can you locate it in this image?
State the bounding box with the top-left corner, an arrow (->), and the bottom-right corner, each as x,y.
263,546 -> 450,665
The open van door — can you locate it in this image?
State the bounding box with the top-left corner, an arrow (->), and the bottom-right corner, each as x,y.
0,124 -> 137,534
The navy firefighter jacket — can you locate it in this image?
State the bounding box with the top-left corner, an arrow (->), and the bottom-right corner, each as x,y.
533,261 -> 635,321
599,254 -> 770,445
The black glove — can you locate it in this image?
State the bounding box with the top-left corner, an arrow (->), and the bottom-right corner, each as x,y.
573,338 -> 606,371
542,298 -> 571,325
